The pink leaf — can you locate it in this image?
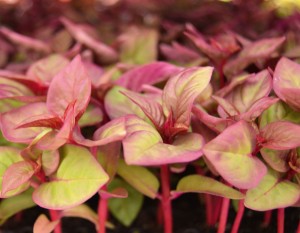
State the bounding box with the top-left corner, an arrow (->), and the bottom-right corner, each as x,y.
225,70 -> 273,113
26,54 -> 70,86
35,104 -> 76,150
47,55 -> 91,119
240,97 -> 279,121
260,121 -> 300,150
273,57 -> 300,111
203,121 -> 267,189
116,62 -> 182,92
121,90 -> 164,128
162,66 -> 213,130
1,161 -> 35,196
73,116 -> 128,147
33,214 -> 59,233
224,37 -> 285,76
0,26 -> 51,53
0,102 -> 49,143
61,17 -> 118,63
192,106 -> 234,133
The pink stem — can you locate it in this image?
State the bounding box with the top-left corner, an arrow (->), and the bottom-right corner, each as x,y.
217,198 -> 230,233
230,200 -> 245,233
98,187 -> 108,233
160,165 -> 173,233
277,208 -> 285,233
49,209 -> 62,233
262,210 -> 272,228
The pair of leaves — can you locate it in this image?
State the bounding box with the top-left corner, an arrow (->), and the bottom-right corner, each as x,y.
1,55 -> 92,150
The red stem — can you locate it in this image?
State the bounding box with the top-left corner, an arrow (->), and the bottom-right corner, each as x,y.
262,210 -> 272,228
205,194 -> 213,226
49,209 -> 62,233
157,201 -> 164,226
277,208 -> 285,233
296,221 -> 300,233
160,165 -> 173,233
217,197 -> 230,233
212,196 -> 222,225
230,200 -> 245,233
98,186 -> 108,233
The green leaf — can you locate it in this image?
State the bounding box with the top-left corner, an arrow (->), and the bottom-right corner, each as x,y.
259,100 -> 300,129
104,86 -> 148,120
245,169 -> 300,211
0,147 -> 30,197
173,175 -> 244,199
117,159 -> 159,199
0,189 -> 35,225
33,144 -> 109,209
120,26 -> 158,64
108,178 -> 143,227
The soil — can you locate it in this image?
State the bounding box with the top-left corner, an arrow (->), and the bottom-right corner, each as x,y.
1,193 -> 299,233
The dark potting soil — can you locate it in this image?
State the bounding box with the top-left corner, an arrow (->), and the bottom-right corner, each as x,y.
1,193 -> 299,233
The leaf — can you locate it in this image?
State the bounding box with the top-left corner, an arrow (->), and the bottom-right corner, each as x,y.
42,150 -> 60,176
260,121 -> 300,150
0,102 -> 49,143
119,26 -> 158,64
0,26 -> 51,53
117,159 -> 159,199
260,148 -> 289,173
203,121 -> 267,189
240,97 -> 279,122
245,169 -> 300,211
33,214 -> 59,233
99,187 -> 128,199
108,178 -> 143,227
97,142 -> 120,184
184,24 -> 222,60
0,76 -> 34,98
116,62 -> 182,92
273,57 -> 300,111
78,104 -> 103,127
224,37 -> 285,76
0,147 -> 30,198
26,54 -> 70,86
74,116 -> 128,147
162,66 -> 213,129
173,175 -> 244,199
34,104 -> 76,150
259,100 -> 300,129
60,17 -> 118,63
123,117 -> 204,165
104,86 -> 148,120
225,70 -> 272,113
0,189 -> 35,225
61,204 -> 98,228
160,42 -> 201,64
192,106 -> 235,133
32,145 -> 109,209
1,161 -> 35,196
213,95 -> 239,118
121,89 -> 164,128
46,55 -> 91,119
